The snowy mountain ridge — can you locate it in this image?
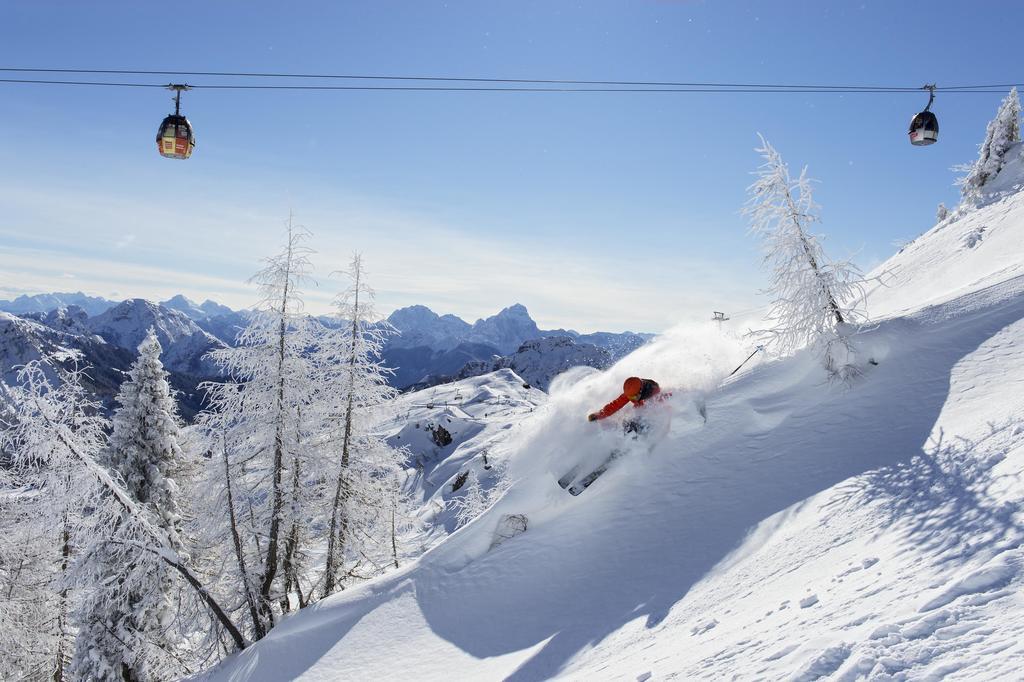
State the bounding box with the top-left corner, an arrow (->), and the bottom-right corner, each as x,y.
199,155 -> 1024,680
0,310 -> 135,412
2,292 -> 647,390
86,299 -> 225,377
409,336 -> 612,392
382,303 -> 650,389
161,294 -> 236,321
0,291 -> 116,317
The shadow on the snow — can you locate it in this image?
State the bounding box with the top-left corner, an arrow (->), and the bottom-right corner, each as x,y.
829,420 -> 1024,566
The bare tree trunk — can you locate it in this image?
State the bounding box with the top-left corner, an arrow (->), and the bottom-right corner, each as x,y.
53,515 -> 71,682
391,499 -> 399,569
784,191 -> 845,325
257,238 -> 293,630
324,263 -> 361,597
280,451 -> 302,613
223,433 -> 264,639
323,395 -> 354,596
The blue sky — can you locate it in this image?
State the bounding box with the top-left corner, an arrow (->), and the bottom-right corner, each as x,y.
1,1 -> 1021,332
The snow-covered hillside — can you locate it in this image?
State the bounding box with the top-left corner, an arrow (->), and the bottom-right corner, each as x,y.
0,310 -> 132,408
383,369 -> 547,549
199,156 -> 1024,681
867,141 -> 1024,319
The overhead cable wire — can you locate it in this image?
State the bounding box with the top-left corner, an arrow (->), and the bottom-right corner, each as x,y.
0,78 -> 1014,94
0,67 -> 1021,92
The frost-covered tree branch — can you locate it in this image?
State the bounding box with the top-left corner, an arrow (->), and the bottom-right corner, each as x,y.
744,135 -> 868,378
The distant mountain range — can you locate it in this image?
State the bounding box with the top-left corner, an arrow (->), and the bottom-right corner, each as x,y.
0,293 -> 653,410
379,303 -> 650,388
0,291 -> 117,317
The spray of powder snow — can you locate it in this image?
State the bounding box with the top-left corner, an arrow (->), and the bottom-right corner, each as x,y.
485,322 -> 754,520
428,322 -> 759,566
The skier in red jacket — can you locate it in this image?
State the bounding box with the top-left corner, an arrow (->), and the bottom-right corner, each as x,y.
560,376 -> 671,495
588,376 -> 669,434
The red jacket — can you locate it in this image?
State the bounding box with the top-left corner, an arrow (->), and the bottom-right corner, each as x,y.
593,379 -> 668,420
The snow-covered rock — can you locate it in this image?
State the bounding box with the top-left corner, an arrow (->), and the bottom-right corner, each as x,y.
466,303 -> 542,355
23,305 -> 95,338
386,304 -> 472,350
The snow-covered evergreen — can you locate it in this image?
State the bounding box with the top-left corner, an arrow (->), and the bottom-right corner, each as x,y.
70,330 -> 187,681
744,135 -> 867,377
1,355 -> 244,680
958,88 -> 1021,206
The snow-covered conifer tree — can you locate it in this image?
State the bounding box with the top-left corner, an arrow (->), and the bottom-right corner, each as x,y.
936,202 -> 949,222
958,88 -> 1021,205
198,224 -> 329,637
0,359 -> 108,681
1,357 -> 246,681
70,330 -> 187,681
321,254 -> 407,596
744,135 -> 867,378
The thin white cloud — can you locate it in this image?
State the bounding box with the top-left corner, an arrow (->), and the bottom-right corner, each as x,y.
0,183 -> 762,332
114,234 -> 136,249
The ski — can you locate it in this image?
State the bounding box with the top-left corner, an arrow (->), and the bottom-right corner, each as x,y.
564,450 -> 623,496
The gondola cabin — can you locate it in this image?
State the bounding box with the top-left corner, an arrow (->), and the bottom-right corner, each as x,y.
909,110 -> 938,146
157,114 -> 195,159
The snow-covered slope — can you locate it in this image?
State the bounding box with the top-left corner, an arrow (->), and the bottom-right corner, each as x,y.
0,310 -> 133,408
867,141 -> 1024,318
383,369 -> 547,548
200,175 -> 1024,681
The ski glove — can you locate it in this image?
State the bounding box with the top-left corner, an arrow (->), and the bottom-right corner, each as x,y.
587,413 -> 599,422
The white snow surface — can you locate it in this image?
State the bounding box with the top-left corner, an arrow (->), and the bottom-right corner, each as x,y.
201,177 -> 1024,680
